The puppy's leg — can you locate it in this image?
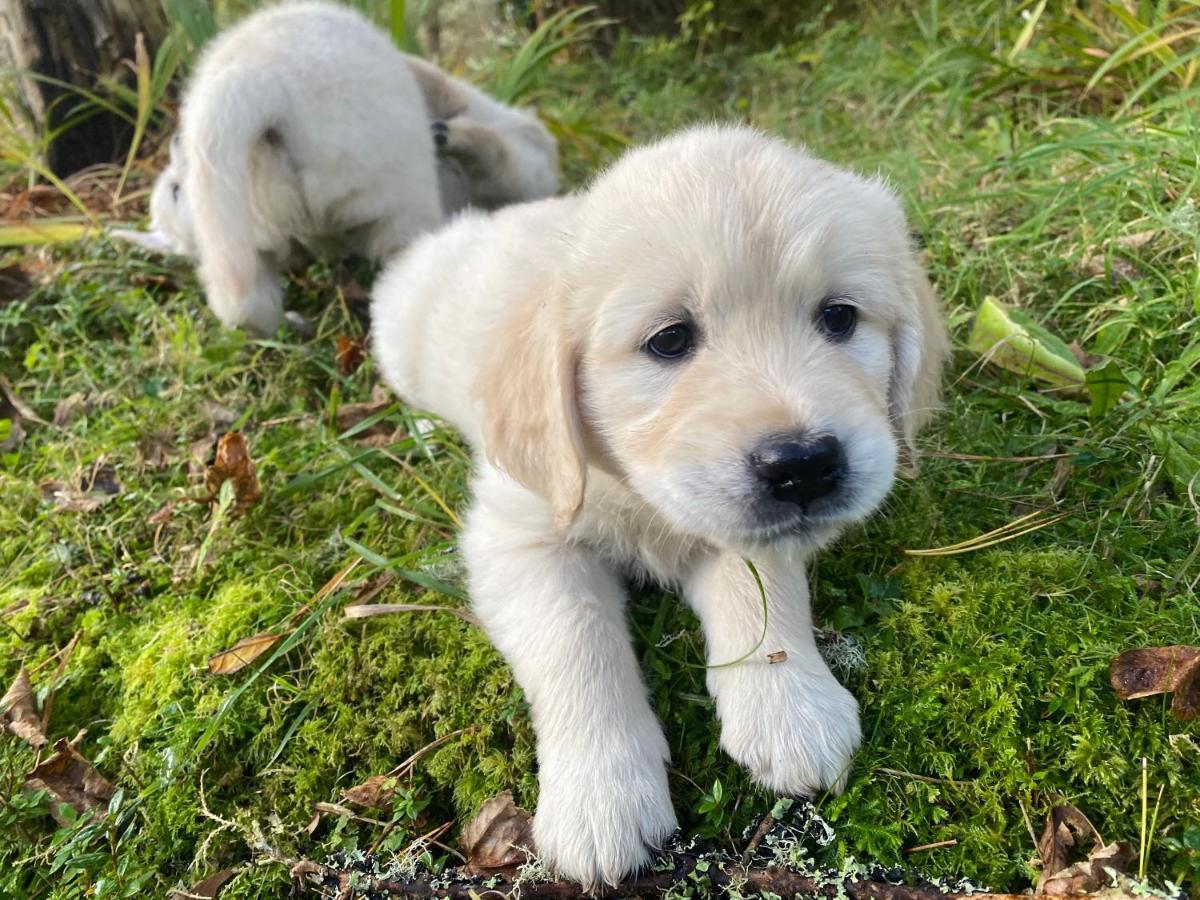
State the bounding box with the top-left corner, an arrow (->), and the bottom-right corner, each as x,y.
685,550 -> 861,796
435,118 -> 517,209
197,252 -> 284,337
463,483 -> 677,888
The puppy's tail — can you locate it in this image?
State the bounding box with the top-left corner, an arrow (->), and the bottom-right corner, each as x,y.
184,71 -> 288,335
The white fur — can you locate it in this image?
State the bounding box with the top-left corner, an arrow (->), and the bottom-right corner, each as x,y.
371,125 -> 947,887
115,1 -> 559,335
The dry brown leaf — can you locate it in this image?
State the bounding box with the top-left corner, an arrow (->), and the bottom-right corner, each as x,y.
342,774 -> 398,809
1079,230 -> 1157,281
81,460 -> 122,496
335,335 -> 367,375
333,385 -> 403,444
138,427 -> 178,469
52,392 -> 88,427
461,791 -> 535,876
1041,841 -> 1135,896
147,501 -> 176,526
169,867 -> 237,900
26,737 -> 116,826
1036,803 -> 1100,894
208,632 -> 284,675
0,373 -> 45,425
1,667 -> 47,748
1110,645 -> 1200,720
204,432 -> 262,515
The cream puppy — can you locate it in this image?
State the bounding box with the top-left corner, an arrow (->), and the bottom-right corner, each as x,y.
116,1 -> 558,335
371,125 -> 947,887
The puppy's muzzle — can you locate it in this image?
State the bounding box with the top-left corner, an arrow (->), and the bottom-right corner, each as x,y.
750,435 -> 845,507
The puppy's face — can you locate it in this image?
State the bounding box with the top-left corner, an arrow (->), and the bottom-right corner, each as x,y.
144,136 -> 196,256
563,129 -> 944,551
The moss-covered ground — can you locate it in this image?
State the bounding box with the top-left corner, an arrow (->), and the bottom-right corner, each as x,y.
2,2 -> 1199,897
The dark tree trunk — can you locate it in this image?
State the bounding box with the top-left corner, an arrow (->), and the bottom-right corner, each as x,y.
0,0 -> 170,176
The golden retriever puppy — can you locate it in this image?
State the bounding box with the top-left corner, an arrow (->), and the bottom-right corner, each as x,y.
112,2 -> 558,336
371,125 -> 947,887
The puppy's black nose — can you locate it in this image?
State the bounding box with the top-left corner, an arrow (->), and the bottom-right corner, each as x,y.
751,436 -> 845,507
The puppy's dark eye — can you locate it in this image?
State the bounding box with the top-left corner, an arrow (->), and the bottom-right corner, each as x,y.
646,323 -> 692,360
171,183 -> 180,202
818,302 -> 857,340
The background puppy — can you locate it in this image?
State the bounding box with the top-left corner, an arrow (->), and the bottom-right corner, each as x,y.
405,55 -> 559,213
371,125 -> 947,887
116,1 -> 558,336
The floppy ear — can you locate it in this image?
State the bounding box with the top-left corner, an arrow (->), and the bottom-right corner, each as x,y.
476,282 -> 587,529
109,227 -> 180,255
890,266 -> 949,470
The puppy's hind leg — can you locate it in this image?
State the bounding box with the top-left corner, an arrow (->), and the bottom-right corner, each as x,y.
201,250 -> 285,337
462,476 -> 677,888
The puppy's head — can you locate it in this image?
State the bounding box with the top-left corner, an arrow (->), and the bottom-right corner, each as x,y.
481,126 -> 946,550
115,134 -> 196,257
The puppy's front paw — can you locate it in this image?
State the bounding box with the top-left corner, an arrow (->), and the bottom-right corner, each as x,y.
533,742 -> 676,888
711,665 -> 861,796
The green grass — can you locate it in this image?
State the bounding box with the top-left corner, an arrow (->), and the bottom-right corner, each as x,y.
2,2 -> 1200,897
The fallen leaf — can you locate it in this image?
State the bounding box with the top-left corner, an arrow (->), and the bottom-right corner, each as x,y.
203,432 -> 261,515
335,335 -> 367,375
0,374 -> 46,424
1078,230 -> 1156,282
968,297 -> 1085,390
342,774 -> 397,808
460,791 -> 535,876
25,737 -> 116,826
208,632 -> 283,675
1084,360 -> 1131,420
169,868 -> 237,900
333,385 -> 402,444
1036,803 -> 1099,894
147,502 -> 176,526
1,667 -> 47,748
767,650 -> 788,664
138,428 -> 178,469
339,278 -> 371,305
52,392 -> 89,427
1040,841 -> 1135,896
0,262 -> 34,304
81,460 -> 122,496
1111,645 -> 1200,720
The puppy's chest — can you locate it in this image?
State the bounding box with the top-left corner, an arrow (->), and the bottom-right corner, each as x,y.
573,477 -> 709,586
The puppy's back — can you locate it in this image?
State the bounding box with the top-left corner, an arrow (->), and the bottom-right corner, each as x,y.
371,197 -> 575,443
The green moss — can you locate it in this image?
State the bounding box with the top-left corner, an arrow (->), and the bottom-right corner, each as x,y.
3,2 -> 1200,896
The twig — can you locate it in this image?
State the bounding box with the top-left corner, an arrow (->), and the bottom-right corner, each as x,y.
386,727 -> 480,779
343,603 -> 481,627
926,451 -> 1070,463
875,767 -> 967,788
40,631 -> 80,734
905,839 -> 959,853
740,812 -> 776,864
